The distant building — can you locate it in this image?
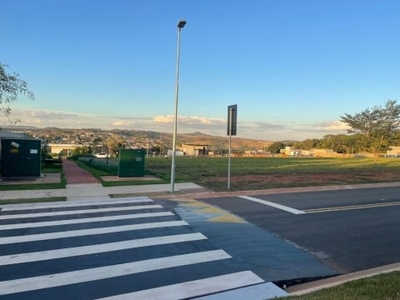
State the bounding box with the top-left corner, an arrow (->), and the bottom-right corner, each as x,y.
181,143 -> 208,156
280,146 -> 305,156
386,146 -> 400,157
280,147 -> 338,157
48,143 -> 81,155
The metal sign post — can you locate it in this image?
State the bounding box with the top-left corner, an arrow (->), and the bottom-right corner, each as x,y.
228,133 -> 232,190
227,104 -> 237,190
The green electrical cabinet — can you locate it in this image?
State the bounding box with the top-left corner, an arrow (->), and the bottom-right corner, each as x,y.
1,138 -> 42,177
118,149 -> 145,177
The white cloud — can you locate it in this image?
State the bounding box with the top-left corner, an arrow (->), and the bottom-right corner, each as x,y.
9,108 -> 350,141
153,115 -> 173,123
324,120 -> 350,131
179,116 -> 225,125
110,120 -> 134,127
154,115 -> 225,126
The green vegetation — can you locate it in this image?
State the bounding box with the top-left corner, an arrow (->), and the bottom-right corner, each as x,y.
0,62 -> 35,120
70,146 -> 93,156
145,156 -> 400,191
285,135 -> 359,154
74,159 -> 114,178
74,159 -> 166,187
42,164 -> 63,173
0,180 -> 65,191
267,99 -> 400,157
0,197 -> 66,205
32,154 -> 400,193
268,142 -> 287,154
66,156 -> 400,191
286,272 -> 400,300
341,100 -> 400,162
76,156 -> 119,175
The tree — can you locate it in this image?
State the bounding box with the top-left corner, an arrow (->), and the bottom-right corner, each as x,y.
317,134 -> 355,153
71,146 -> 93,156
295,138 -> 319,150
393,130 -> 400,146
0,63 -> 34,121
105,134 -> 126,156
340,100 -> 400,162
268,142 -> 286,154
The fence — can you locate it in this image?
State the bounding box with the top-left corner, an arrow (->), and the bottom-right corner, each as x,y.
78,156 -> 119,175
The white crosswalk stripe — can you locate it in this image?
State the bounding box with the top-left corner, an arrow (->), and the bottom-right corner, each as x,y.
0,233 -> 208,266
0,197 -> 153,211
0,204 -> 162,219
0,197 -> 265,299
0,211 -> 174,230
0,220 -> 188,245
97,271 -> 264,300
0,250 -> 232,296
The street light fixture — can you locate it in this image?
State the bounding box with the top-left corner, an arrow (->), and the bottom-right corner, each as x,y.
170,19 -> 186,193
178,20 -> 186,29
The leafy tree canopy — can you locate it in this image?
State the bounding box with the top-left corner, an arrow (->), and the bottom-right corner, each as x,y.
71,146 -> 93,156
268,142 -> 286,154
340,100 -> 400,161
0,63 -> 34,121
106,134 -> 126,156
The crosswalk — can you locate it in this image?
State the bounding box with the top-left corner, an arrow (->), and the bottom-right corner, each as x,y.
0,197 -> 266,299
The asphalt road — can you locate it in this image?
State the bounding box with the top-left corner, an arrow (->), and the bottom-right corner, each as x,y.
0,196 -> 289,299
197,186 -> 400,274
1,186 -> 398,298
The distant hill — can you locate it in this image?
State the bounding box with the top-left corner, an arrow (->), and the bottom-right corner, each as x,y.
4,126 -> 273,150
178,132 -> 273,150
2,125 -> 38,130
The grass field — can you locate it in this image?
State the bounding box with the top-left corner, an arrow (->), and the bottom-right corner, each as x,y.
145,156 -> 400,191
286,272 -> 400,300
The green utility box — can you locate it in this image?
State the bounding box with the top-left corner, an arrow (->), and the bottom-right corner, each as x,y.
118,149 -> 145,177
1,138 -> 42,177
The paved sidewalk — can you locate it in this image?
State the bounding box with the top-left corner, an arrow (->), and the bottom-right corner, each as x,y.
0,182 -> 206,201
62,158 -> 99,184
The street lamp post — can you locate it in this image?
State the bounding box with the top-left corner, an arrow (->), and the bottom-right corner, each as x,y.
170,19 -> 186,193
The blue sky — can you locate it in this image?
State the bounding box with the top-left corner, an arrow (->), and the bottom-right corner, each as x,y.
1,0 -> 400,141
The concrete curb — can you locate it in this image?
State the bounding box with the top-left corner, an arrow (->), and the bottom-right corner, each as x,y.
286,262 -> 400,296
0,183 -> 206,202
2,181 -> 400,202
160,181 -> 400,200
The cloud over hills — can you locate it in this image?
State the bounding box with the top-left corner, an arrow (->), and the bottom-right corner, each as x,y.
10,108 -> 348,141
